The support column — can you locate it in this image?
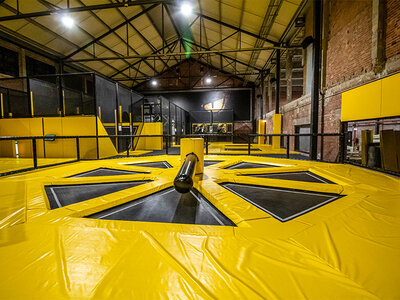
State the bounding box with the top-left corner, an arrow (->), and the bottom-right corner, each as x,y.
275,48 -> 280,114
262,71 -> 268,118
268,74 -> 273,113
258,119 -> 266,144
18,48 -> 26,77
372,0 -> 386,73
286,50 -> 293,103
272,114 -> 282,149
310,0 -> 322,160
260,71 -> 265,119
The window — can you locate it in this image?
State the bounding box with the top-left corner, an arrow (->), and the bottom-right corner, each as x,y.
294,124 -> 310,153
26,56 -> 56,76
0,46 -> 19,77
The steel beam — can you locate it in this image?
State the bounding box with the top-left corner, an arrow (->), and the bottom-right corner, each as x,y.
0,0 -> 171,21
65,46 -> 284,62
110,1 -> 170,69
195,12 -> 278,46
63,4 -> 159,60
110,38 -> 180,78
37,0 -> 150,77
188,40 -> 263,72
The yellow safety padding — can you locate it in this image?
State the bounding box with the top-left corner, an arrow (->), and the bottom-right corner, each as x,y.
61,117 -> 97,159
96,117 -> 118,159
0,93 -> 3,118
42,117 -> 68,158
0,180 -> 26,230
135,123 -> 162,150
0,155 -> 399,299
272,114 -> 282,149
257,119 -> 266,144
341,80 -> 381,121
381,72 -> 400,118
30,91 -> 34,117
62,90 -> 65,115
341,72 -> 400,121
180,138 -> 204,174
0,118 -> 44,158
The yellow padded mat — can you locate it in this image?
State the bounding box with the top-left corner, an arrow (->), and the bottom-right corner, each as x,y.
0,155 -> 399,299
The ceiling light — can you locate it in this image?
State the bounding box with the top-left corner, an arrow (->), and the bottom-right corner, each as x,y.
61,15 -> 74,28
151,79 -> 158,87
205,77 -> 212,84
180,2 -> 193,17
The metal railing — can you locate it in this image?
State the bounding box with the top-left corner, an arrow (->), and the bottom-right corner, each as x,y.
0,132 -> 346,176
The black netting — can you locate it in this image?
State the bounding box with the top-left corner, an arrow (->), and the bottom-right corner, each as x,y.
161,97 -> 169,135
29,77 -> 59,116
63,74 -> 94,116
132,99 -> 143,122
95,76 -> 117,123
0,78 -> 30,118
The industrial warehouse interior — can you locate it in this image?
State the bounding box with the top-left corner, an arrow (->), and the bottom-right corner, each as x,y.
0,0 -> 399,299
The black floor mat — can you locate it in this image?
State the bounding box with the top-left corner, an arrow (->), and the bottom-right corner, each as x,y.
70,168 -> 147,178
244,171 -> 334,184
128,161 -> 172,168
46,181 -> 150,209
226,162 -> 278,169
204,160 -> 223,167
221,183 -> 341,222
86,188 -> 235,226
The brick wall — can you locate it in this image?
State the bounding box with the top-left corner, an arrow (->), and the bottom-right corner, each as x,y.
386,0 -> 400,59
326,0 -> 372,88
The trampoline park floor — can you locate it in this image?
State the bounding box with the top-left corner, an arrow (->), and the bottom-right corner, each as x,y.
0,154 -> 399,299
0,157 -> 75,174
0,150 -> 152,175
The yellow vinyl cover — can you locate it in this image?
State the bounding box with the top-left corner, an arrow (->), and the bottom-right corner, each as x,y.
0,155 -> 399,299
341,72 -> 400,121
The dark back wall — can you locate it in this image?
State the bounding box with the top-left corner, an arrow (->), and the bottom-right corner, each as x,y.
143,89 -> 251,121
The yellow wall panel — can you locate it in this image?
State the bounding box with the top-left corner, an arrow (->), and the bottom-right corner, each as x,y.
381,73 -> 400,118
43,117 -> 66,158
97,118 -> 118,159
341,80 -> 382,122
181,138 -> 204,174
0,117 -> 119,159
272,114 -> 282,149
258,120 -> 266,144
0,118 -> 44,158
61,117 -> 97,159
136,123 -> 163,150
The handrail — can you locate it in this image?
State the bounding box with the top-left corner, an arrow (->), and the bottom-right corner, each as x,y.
0,132 -> 343,140
0,132 -> 346,177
